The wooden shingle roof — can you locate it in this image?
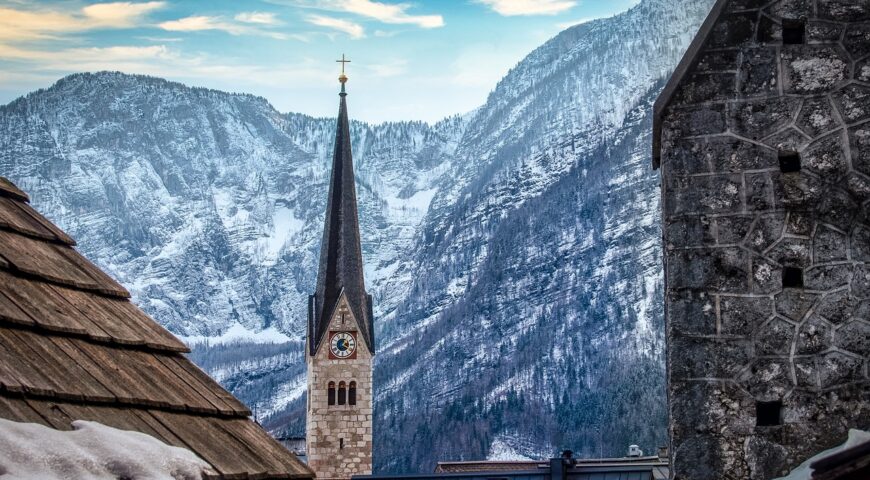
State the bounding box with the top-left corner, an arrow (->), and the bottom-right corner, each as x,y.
0,177 -> 313,479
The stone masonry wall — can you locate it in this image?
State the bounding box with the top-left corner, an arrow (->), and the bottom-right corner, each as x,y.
660,1 -> 870,479
307,297 -> 373,479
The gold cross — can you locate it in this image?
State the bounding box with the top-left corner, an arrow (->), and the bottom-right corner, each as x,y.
336,54 -> 350,74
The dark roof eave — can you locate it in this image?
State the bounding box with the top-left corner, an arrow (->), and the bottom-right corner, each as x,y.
652,0 -> 730,169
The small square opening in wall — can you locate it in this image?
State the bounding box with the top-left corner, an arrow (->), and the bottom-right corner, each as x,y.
779,151 -> 801,173
756,400 -> 783,426
782,267 -> 804,288
782,19 -> 806,45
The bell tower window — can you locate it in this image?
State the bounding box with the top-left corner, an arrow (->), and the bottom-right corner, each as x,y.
338,381 -> 347,405
327,382 -> 336,406
349,381 -> 357,405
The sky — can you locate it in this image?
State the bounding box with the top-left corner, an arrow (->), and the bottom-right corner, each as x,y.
0,0 -> 641,123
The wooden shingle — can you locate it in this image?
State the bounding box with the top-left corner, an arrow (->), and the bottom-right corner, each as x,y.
0,177 -> 28,202
0,196 -> 73,245
0,176 -> 312,479
0,230 -> 128,297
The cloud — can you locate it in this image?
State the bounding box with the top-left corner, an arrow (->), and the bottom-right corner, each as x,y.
159,14 -> 291,39
0,41 -> 331,91
274,0 -> 443,28
0,43 -> 173,65
159,15 -> 230,32
136,35 -> 184,42
477,0 -> 576,16
234,12 -> 281,25
556,17 -> 595,29
306,14 -> 365,39
0,2 -> 165,41
338,0 -> 443,28
81,2 -> 165,26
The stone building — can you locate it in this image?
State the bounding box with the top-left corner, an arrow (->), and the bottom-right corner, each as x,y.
306,61 -> 375,479
653,0 -> 870,479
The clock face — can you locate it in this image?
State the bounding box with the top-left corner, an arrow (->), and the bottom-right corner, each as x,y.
330,332 -> 356,359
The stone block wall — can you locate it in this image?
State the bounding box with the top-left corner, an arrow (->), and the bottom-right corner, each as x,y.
307,299 -> 373,479
659,0 -> 870,478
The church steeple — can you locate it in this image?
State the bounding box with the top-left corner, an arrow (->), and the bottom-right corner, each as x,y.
308,55 -> 374,356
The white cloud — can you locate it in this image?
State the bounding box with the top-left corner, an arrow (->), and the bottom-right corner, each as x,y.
0,43 -> 173,65
0,2 -> 165,41
556,17 -> 595,29
276,0 -> 444,28
158,15 -> 290,39
81,1 -> 165,26
136,35 -> 184,42
339,0 -> 443,28
234,12 -> 281,25
477,0 -> 576,16
306,14 -> 365,39
159,15 -> 230,32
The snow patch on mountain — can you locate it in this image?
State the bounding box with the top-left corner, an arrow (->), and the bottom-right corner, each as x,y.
487,438 -> 535,461
180,323 -> 292,347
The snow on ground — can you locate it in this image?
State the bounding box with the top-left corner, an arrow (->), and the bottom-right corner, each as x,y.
487,437 -> 535,461
385,188 -> 438,217
0,418 -> 209,480
255,374 -> 308,420
774,429 -> 870,480
259,206 -> 304,266
180,322 -> 292,346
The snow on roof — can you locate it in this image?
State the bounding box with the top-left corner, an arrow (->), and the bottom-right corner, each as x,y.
0,418 -> 210,480
773,429 -> 870,480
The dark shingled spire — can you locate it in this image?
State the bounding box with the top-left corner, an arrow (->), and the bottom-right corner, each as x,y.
308,78 -> 374,356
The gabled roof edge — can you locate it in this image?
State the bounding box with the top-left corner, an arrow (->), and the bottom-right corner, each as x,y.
652,0 -> 730,169
0,177 -> 30,203
310,288 -> 374,356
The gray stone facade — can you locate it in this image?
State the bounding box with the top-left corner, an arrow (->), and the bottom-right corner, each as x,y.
307,296 -> 374,479
655,0 -> 870,478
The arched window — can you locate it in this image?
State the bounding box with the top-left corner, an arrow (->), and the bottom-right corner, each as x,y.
327,382 -> 336,406
349,381 -> 357,405
338,382 -> 347,405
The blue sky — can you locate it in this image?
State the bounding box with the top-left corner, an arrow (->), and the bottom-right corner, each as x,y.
0,0 -> 640,122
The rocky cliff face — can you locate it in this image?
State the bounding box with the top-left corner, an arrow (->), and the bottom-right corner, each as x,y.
0,0 -> 716,473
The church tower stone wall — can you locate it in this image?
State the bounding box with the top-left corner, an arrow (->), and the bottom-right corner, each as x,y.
307,297 -> 373,479
655,1 -> 870,478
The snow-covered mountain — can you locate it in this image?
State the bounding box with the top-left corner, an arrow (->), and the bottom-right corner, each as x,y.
0,0 -> 715,473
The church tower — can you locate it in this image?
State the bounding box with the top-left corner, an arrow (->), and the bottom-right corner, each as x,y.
306,55 -> 374,480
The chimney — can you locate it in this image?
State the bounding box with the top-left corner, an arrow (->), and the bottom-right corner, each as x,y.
658,446 -> 668,460
550,450 -> 575,480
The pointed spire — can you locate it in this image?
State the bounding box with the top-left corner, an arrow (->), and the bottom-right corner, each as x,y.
309,56 -> 374,356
